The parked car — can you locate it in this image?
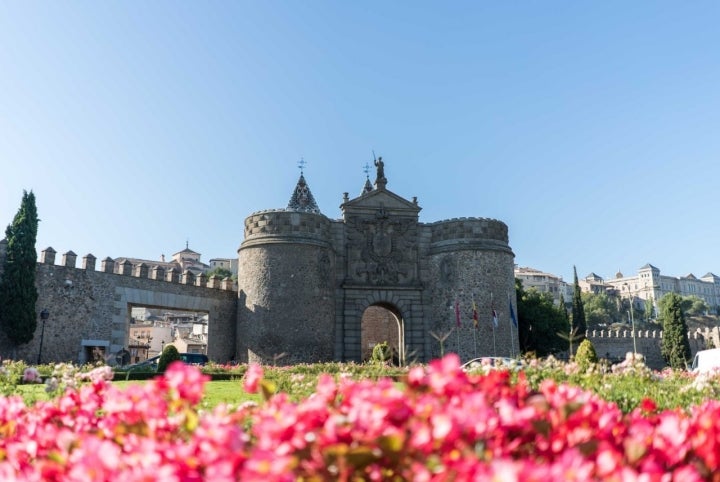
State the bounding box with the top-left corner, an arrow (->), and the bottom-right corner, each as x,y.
124,353 -> 209,371
461,357 -> 523,372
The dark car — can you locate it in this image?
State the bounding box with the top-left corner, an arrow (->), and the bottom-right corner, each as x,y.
124,353 -> 209,371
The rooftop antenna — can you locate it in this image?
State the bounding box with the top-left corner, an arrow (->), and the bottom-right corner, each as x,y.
298,157 -> 306,174
186,239 -> 189,249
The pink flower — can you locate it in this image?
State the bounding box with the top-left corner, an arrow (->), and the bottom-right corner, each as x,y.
244,364 -> 263,394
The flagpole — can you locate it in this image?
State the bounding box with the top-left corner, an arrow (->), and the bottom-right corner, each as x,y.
472,293 -> 478,359
491,292 -> 497,358
508,293 -> 515,358
456,326 -> 460,355
473,327 -> 477,358
454,294 -> 461,356
508,293 -> 519,359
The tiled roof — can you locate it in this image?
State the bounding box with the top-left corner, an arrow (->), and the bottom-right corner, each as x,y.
287,173 -> 321,214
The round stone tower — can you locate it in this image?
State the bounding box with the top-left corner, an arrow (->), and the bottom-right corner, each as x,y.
236,174 -> 336,364
426,217 -> 518,359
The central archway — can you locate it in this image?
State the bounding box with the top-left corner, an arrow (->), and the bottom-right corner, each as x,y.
361,303 -> 405,364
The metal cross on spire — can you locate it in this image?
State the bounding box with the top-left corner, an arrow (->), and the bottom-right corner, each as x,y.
363,162 -> 371,179
298,157 -> 307,174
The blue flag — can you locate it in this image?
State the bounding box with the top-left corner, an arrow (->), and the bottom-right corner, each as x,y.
509,299 -> 518,327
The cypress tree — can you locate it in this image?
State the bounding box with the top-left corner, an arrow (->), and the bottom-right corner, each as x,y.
0,190 -> 39,346
660,292 -> 691,369
571,265 -> 587,338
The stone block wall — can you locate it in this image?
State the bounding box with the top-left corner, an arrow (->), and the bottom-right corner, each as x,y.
425,218 -> 518,362
238,210 -> 336,364
0,249 -> 237,365
586,328 -> 718,369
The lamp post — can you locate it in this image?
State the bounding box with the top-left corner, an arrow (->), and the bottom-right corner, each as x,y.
623,284 -> 637,356
37,309 -> 49,365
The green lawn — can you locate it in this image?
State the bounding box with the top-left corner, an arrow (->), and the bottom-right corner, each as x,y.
113,379 -> 262,409
14,380 -> 261,409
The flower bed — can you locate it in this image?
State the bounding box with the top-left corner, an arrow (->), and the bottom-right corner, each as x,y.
0,356 -> 720,479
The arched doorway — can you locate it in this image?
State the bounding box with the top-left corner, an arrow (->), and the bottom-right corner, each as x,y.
360,304 -> 405,365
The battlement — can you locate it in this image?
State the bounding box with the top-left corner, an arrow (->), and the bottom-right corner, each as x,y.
586,326 -> 719,341
428,217 -> 508,243
243,210 -> 332,243
38,247 -> 236,291
427,217 -> 511,255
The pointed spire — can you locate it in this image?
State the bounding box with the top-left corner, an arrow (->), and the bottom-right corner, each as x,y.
287,162 -> 321,213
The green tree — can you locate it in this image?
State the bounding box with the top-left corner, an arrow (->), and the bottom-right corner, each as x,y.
643,296 -> 657,322
575,339 -> 599,370
582,292 -> 621,328
0,191 -> 39,347
571,266 -> 587,337
658,294 -> 710,320
157,344 -> 182,372
516,279 -> 567,356
205,266 -> 236,281
683,295 -> 709,317
660,293 -> 691,369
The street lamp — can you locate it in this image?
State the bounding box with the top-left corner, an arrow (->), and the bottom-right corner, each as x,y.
623,284 -> 637,356
37,309 -> 49,365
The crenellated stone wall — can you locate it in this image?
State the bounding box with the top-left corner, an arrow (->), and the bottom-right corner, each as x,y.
0,248 -> 237,365
237,184 -> 518,365
238,211 -> 336,364
586,327 -> 718,369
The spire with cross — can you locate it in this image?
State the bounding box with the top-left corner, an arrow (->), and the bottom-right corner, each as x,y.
287,158 -> 320,213
361,161 -> 373,194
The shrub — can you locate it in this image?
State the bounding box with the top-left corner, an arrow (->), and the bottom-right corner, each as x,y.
575,338 -> 598,370
371,341 -> 392,364
157,345 -> 181,373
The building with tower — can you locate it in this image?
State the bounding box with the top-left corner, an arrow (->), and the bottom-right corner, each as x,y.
236,158 -> 518,364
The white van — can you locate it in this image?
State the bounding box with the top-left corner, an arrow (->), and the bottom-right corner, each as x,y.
691,348 -> 720,373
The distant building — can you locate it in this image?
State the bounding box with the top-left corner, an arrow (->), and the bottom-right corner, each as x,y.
514,266 -> 571,305
114,242 -> 210,277
208,257 -> 238,276
600,264 -> 720,313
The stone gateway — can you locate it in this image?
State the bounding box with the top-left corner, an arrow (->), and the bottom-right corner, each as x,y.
237,161 -> 518,364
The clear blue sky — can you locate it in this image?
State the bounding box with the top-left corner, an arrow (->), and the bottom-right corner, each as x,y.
2,2 -> 719,283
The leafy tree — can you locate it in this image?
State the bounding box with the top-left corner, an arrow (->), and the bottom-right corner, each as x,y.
0,191 -> 39,346
658,294 -> 710,320
682,295 -> 709,317
645,297 -> 657,321
516,279 -> 567,356
571,266 -> 587,337
582,292 -> 621,328
205,266 -> 235,281
660,293 -> 691,369
157,344 -> 181,372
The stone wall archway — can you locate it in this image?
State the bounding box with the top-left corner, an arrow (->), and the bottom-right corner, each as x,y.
361,303 -> 403,363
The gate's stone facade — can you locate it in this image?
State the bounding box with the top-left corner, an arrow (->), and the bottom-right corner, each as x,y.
237,161 -> 518,364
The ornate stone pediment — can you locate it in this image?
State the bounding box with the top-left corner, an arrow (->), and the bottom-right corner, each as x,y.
341,188 -> 420,218
342,188 -> 420,287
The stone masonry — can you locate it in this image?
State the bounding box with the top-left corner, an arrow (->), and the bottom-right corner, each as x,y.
0,248 -> 237,364
236,162 -> 519,364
